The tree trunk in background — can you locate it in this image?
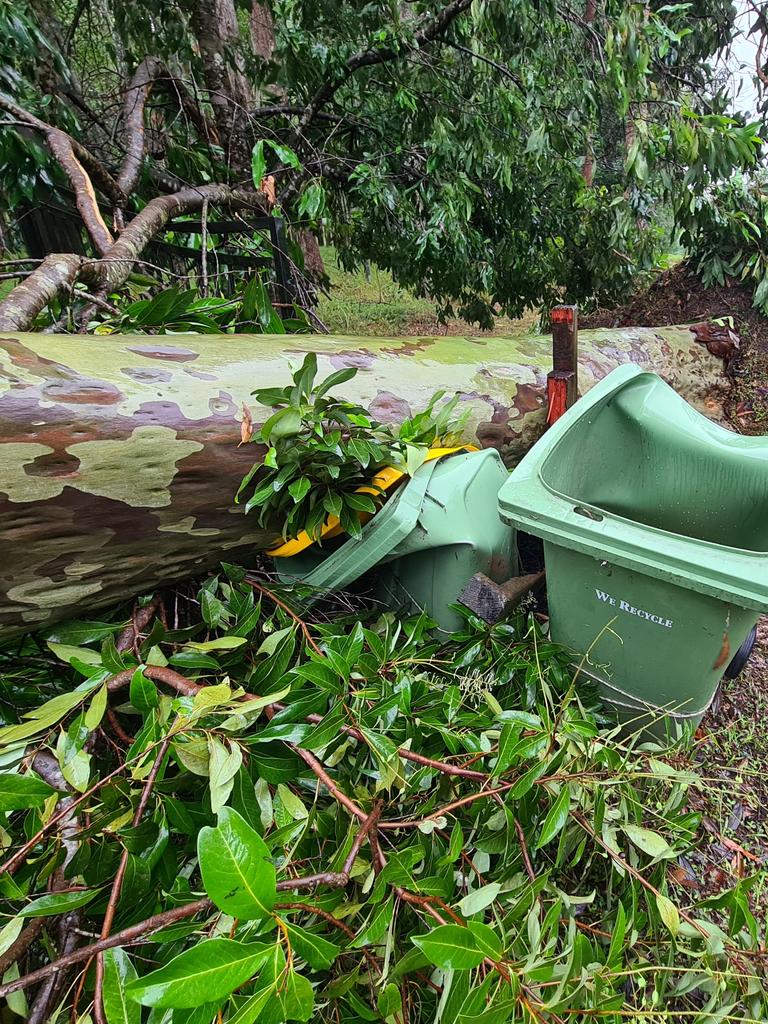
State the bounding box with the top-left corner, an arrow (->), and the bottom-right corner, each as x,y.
250,0 -> 276,62
192,0 -> 253,170
294,227 -> 325,282
0,327 -> 728,637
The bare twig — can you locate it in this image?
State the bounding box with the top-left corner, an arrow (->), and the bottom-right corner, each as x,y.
245,579 -> 323,656
93,738 -> 171,1024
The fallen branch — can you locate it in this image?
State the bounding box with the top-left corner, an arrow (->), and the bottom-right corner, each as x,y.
0,898 -> 214,999
0,253 -> 82,332
83,184 -> 267,294
0,92 -> 124,204
46,129 -> 115,254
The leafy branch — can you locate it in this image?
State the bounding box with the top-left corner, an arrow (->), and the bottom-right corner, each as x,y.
237,353 -> 467,541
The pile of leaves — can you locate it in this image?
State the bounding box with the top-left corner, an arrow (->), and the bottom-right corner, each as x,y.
237,355 -> 466,541
0,570 -> 766,1024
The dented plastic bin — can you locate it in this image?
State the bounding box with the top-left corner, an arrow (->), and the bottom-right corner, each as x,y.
272,449 -> 516,631
498,364 -> 768,741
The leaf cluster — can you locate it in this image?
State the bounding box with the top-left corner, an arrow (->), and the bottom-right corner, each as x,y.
237,354 -> 466,541
678,167 -> 768,313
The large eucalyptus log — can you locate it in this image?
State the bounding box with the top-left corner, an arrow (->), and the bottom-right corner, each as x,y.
0,327 -> 728,635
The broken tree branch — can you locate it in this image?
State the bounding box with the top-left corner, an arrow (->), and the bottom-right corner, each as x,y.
0,253 -> 82,332
83,183 -> 267,293
45,129 -> 115,253
0,92 -> 125,205
0,185 -> 267,328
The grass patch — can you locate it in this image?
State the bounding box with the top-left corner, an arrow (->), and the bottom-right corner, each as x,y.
317,246 -> 435,335
317,246 -> 540,337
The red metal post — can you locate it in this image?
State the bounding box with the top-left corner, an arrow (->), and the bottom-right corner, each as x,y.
547,305 -> 578,426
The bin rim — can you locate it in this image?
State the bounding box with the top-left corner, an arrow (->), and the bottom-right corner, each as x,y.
498,364 -> 768,611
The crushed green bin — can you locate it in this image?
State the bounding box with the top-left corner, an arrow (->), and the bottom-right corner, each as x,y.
498,364 -> 768,741
272,448 -> 516,631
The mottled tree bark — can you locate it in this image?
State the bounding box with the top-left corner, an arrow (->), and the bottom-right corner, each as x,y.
0,327 -> 729,637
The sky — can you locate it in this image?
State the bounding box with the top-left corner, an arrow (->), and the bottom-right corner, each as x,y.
722,0 -> 762,118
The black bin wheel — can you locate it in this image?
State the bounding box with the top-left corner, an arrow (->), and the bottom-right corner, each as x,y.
723,625 -> 758,680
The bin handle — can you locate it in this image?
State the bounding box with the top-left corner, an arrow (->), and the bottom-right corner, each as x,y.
573,505 -> 604,522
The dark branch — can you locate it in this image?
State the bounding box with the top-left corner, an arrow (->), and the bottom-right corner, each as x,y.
291,0 -> 475,139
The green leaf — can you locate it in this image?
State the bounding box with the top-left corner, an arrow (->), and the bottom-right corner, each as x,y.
323,491 -> 343,517
208,737 -> 243,813
60,747 -> 90,792
126,938 -> 271,1008
313,367 -> 357,399
198,807 -> 276,919
288,476 -> 312,503
377,983 -> 402,1019
411,925 -> 485,970
0,686 -> 98,748
21,888 -> 100,917
46,641 -> 102,666
537,785 -> 570,848
185,636 -> 248,652
44,621 -> 121,645
276,782 -> 308,821
256,626 -> 294,657
262,407 -> 302,441
352,897 -> 394,947
129,668 -> 159,716
280,920 -> 340,970
84,684 -> 108,730
0,772 -> 57,810
492,722 -> 521,777
656,893 -> 680,936
623,824 -> 673,861
251,140 -> 266,188
102,947 -> 140,1024
227,985 -> 277,1024
457,882 -> 501,917
466,921 -> 503,961
266,140 -> 302,170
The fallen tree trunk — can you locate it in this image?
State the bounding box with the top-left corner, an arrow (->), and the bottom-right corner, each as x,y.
0,326 -> 729,636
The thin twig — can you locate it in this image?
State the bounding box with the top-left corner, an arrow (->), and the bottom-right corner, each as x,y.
245,579 -> 323,655
93,737 -> 171,1024
378,782 -> 516,829
200,196 -> 209,297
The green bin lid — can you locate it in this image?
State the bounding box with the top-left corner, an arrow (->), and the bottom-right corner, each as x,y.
498,364 -> 768,611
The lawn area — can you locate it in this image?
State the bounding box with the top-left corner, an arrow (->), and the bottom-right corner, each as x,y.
317,246 -> 539,337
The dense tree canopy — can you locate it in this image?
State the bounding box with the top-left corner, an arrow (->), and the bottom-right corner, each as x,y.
0,0 -> 764,328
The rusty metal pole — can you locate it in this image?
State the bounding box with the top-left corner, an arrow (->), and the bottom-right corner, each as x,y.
547,305 -> 579,425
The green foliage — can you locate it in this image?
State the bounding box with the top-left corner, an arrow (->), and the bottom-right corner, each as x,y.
89,277 -> 309,336
0,572 -> 766,1023
679,169 -> 768,312
237,354 -> 466,540
0,0 -> 764,322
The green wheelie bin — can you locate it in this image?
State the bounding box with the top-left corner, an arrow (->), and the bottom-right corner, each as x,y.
498,364 -> 768,742
272,448 -> 516,632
